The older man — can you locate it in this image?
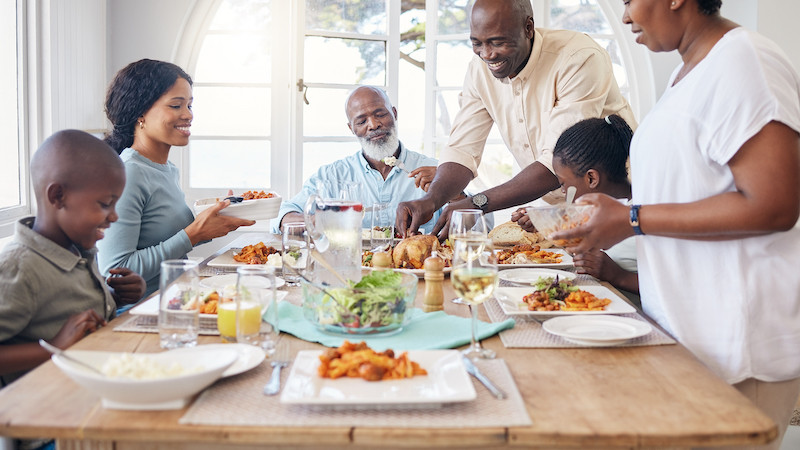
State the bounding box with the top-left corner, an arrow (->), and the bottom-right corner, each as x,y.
274,86 -> 445,233
396,0 -> 636,237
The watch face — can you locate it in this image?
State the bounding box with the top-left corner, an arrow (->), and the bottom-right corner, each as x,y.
472,193 -> 488,208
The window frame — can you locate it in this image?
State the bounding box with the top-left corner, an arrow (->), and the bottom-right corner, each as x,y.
0,0 -> 32,238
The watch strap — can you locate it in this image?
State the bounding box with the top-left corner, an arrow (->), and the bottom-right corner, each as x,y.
629,204 -> 644,235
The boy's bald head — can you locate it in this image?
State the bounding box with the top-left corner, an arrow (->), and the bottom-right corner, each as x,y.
31,130 -> 124,207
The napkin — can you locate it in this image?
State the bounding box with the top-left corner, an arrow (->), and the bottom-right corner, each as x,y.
277,302 -> 515,351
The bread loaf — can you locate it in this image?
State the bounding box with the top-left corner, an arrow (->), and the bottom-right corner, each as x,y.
488,221 -> 550,247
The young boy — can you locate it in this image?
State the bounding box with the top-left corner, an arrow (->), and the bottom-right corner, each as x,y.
0,130 -> 145,387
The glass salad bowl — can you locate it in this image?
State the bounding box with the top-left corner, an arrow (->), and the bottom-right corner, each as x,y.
301,269 -> 418,335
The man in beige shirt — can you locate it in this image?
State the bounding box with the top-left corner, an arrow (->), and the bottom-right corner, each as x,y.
396,0 -> 636,237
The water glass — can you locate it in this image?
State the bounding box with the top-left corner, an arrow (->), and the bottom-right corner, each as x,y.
368,202 -> 394,251
235,266 -> 279,356
281,222 -> 309,286
158,260 -> 200,349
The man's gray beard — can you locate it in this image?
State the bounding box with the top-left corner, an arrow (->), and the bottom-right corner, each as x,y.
360,128 -> 400,161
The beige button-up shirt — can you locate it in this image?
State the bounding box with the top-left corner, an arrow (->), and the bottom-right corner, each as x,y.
442,28 -> 636,202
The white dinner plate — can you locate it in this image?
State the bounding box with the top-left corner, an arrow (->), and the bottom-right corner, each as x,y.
171,344 -> 266,377
200,273 -> 285,291
496,248 -> 574,269
497,268 -> 577,284
494,285 -> 636,317
128,291 -> 289,321
280,350 -> 476,407
542,315 -> 652,346
206,244 -> 284,269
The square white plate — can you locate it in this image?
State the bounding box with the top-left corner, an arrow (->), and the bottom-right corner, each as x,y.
497,268 -> 577,284
495,285 -> 636,317
280,350 -> 476,407
207,243 -> 283,269
129,290 -> 289,320
496,248 -> 574,269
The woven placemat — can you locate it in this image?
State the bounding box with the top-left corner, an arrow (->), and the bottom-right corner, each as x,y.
180,358 -> 531,428
791,408 -> 800,426
489,274 -> 675,348
113,314 -> 221,335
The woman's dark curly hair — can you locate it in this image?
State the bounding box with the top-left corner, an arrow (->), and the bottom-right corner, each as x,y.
103,59 -> 192,154
697,0 -> 722,15
553,115 -> 633,184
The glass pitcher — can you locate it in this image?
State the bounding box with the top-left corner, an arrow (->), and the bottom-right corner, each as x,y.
304,181 -> 363,285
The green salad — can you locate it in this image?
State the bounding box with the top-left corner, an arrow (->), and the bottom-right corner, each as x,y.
532,276 -> 579,303
315,270 -> 409,330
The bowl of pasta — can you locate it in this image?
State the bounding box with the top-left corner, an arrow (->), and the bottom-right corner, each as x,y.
526,204 -> 594,247
194,190 -> 282,221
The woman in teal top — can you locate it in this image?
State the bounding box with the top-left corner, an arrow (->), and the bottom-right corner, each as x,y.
98,59 -> 254,302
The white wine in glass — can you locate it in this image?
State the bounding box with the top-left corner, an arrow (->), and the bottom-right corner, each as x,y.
451,237 -> 497,360
449,209 -> 488,305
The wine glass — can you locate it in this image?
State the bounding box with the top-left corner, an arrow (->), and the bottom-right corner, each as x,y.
448,209 -> 488,305
451,236 -> 498,360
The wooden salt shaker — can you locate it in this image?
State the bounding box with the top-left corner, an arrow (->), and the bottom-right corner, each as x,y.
372,251 -> 392,270
423,251 -> 445,312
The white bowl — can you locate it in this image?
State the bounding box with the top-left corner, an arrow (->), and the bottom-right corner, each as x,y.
51,347 -> 238,410
193,194 -> 282,220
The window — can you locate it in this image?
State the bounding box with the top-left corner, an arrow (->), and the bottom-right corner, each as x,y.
177,0 -> 648,218
0,0 -> 27,235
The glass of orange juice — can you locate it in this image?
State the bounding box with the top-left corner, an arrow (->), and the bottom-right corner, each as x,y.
233,266 -> 279,356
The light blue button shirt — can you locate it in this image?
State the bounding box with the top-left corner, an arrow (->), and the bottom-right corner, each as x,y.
272,144 -> 443,234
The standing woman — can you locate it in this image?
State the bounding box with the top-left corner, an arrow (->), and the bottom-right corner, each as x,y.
99,59 -> 254,301
552,1 -> 800,447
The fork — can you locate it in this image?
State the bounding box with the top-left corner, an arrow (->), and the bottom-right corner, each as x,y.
263,341 -> 289,396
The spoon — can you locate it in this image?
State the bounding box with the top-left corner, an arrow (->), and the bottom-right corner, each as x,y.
565,186 -> 577,205
39,339 -> 104,376
309,248 -> 350,285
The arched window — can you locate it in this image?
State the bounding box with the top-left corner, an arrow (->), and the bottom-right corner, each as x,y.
175,0 -> 655,221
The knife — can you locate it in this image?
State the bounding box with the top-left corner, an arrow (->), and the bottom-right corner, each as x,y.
462,356 -> 507,400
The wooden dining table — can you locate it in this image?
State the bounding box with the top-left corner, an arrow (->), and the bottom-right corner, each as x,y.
0,233 -> 777,449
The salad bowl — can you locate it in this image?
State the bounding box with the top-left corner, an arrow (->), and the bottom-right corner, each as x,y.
301,269 -> 418,335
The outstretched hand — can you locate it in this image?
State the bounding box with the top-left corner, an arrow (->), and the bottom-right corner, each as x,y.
50,309 -> 107,349
408,166 -> 436,192
510,207 -> 534,232
551,193 -> 632,254
395,198 -> 437,238
107,267 -> 146,305
186,199 -> 256,245
430,196 -> 475,240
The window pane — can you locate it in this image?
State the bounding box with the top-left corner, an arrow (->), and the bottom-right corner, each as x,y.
397,57 -> 426,153
549,0 -> 611,35
434,90 -> 460,139
195,33 -> 271,83
435,41 -> 472,86
302,142 -> 358,181
192,86 -> 270,136
0,1 -> 20,210
209,0 -> 272,32
437,0 -> 473,35
189,140 -> 271,188
306,0 -> 387,34
594,38 -> 629,95
303,89 -> 349,137
304,36 -> 386,85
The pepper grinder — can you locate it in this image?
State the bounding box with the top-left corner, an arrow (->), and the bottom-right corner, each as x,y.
423,251 -> 445,312
372,251 -> 392,270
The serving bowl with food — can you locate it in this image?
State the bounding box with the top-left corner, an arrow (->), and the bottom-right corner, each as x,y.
194,190 -> 282,220
51,347 -> 238,410
525,204 -> 593,247
301,269 -> 418,335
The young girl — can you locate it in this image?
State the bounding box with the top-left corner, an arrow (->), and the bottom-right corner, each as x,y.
551,115 -> 639,305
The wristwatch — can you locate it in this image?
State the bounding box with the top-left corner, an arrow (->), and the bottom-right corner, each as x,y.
629,204 -> 644,235
471,193 -> 489,212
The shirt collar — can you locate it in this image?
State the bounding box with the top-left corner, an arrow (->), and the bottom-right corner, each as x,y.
15,217 -> 90,271
358,141 -> 407,172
